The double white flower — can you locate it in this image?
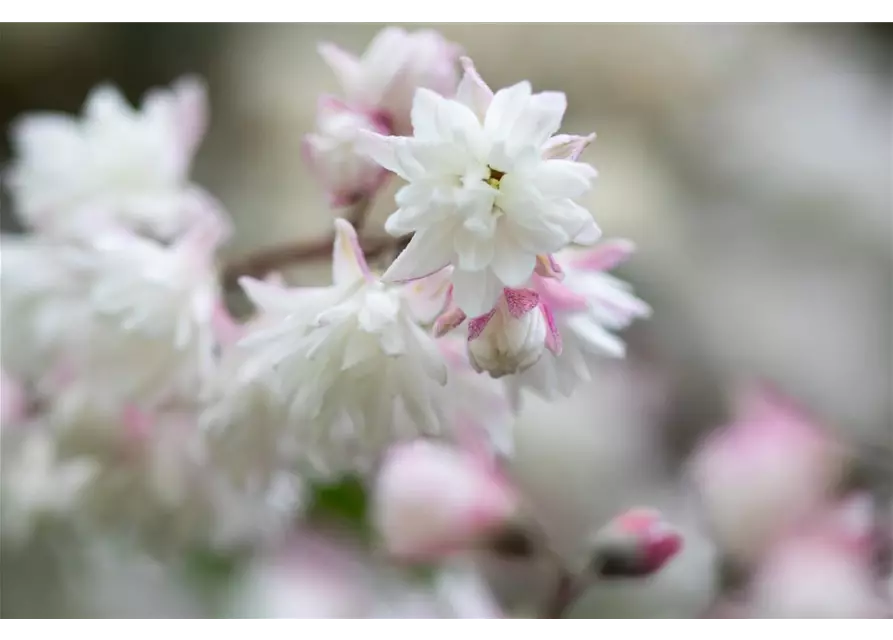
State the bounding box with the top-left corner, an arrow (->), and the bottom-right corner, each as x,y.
359,57 -> 600,317
224,219 -> 449,478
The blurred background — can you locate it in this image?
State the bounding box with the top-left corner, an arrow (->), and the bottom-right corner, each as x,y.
0,24 -> 891,618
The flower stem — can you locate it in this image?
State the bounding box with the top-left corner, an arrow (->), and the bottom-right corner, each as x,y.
221,197 -> 387,289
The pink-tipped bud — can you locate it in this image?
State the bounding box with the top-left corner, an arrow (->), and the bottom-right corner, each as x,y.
1,369 -> 28,428
302,97 -> 390,208
688,386 -> 846,565
372,439 -> 520,561
590,508 -> 683,578
467,288 -> 559,378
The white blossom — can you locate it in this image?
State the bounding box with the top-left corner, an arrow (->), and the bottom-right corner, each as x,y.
359,56 -> 600,316
5,76 -> 223,240
303,96 -> 390,207
67,216 -> 225,407
1,426 -> 97,545
319,27 -> 461,135
223,219 -> 449,478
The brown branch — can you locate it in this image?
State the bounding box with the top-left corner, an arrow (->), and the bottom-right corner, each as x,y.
221,196 -> 387,290
222,234 -> 394,290
542,570 -> 584,619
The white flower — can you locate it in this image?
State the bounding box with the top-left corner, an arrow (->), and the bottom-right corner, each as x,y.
319,27 -> 461,135
506,242 -> 652,406
68,216 -> 225,407
467,287 -> 558,379
0,233 -> 95,382
359,56 -> 600,317
303,96 -> 390,207
1,427 -> 97,544
6,76 -> 223,240
228,219 -> 449,478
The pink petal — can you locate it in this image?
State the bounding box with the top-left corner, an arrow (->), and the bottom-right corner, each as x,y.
542,133 -> 596,161
533,253 -> 564,280
317,43 -> 362,95
434,306 -> 468,338
467,309 -> 496,341
541,302 -> 562,355
570,238 -> 636,273
317,94 -> 352,119
211,299 -> 244,347
502,287 -> 540,319
122,404 -> 154,443
332,218 -> 372,285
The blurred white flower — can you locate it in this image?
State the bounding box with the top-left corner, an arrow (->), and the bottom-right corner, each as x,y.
0,234 -> 95,382
319,27 -> 461,135
467,287 -> 558,379
372,438 -> 520,561
6,76 -> 224,240
302,96 -> 390,207
1,427 -> 97,545
688,386 -> 847,566
227,219 -> 449,478
506,241 -> 651,407
67,216 -> 225,407
359,56 -> 600,316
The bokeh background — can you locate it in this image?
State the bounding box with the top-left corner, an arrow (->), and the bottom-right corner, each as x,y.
1,23 -> 891,618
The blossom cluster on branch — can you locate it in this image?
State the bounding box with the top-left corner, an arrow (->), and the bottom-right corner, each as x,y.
0,27 -> 675,618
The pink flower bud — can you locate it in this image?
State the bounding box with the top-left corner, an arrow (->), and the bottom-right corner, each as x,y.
689,386 -> 846,565
746,498 -> 888,618
1,368 -> 28,428
302,97 -> 389,208
372,439 -> 519,561
467,288 -> 560,379
590,507 -> 683,578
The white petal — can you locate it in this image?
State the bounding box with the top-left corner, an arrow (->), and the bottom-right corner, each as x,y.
382,225 -> 455,283
490,234 -> 536,287
532,160 -> 597,199
454,228 -> 494,271
450,268 -> 503,317
84,84 -> 132,121
509,91 -> 567,149
455,56 -> 493,121
411,88 -> 482,147
356,131 -> 423,181
332,218 -> 371,285
483,81 -> 532,142
565,313 -> 626,358
318,43 -> 363,97
542,133 -> 596,161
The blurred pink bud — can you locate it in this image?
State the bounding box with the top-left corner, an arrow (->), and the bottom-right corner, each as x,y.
689,386 -> 846,565
1,369 -> 28,428
467,288 -> 560,379
373,439 -> 520,561
590,507 -> 683,578
302,97 -> 390,208
747,498 -> 888,618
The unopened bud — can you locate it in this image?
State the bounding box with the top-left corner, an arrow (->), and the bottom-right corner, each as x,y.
589,508 -> 683,578
372,438 -> 520,561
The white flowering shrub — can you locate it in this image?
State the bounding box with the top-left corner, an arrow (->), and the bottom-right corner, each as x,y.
1,26 -> 692,619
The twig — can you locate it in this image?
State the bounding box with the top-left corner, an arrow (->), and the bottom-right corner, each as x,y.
542,569 -> 586,619
221,197 -> 386,290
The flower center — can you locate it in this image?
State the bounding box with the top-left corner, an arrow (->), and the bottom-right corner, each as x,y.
484,166 -> 505,190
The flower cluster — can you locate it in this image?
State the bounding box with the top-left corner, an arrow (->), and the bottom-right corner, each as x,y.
0,27 -> 665,619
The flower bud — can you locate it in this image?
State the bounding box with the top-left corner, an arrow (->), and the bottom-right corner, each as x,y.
467,288 -> 559,379
302,97 -> 389,208
688,386 -> 845,565
372,439 -> 519,561
589,508 -> 683,578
